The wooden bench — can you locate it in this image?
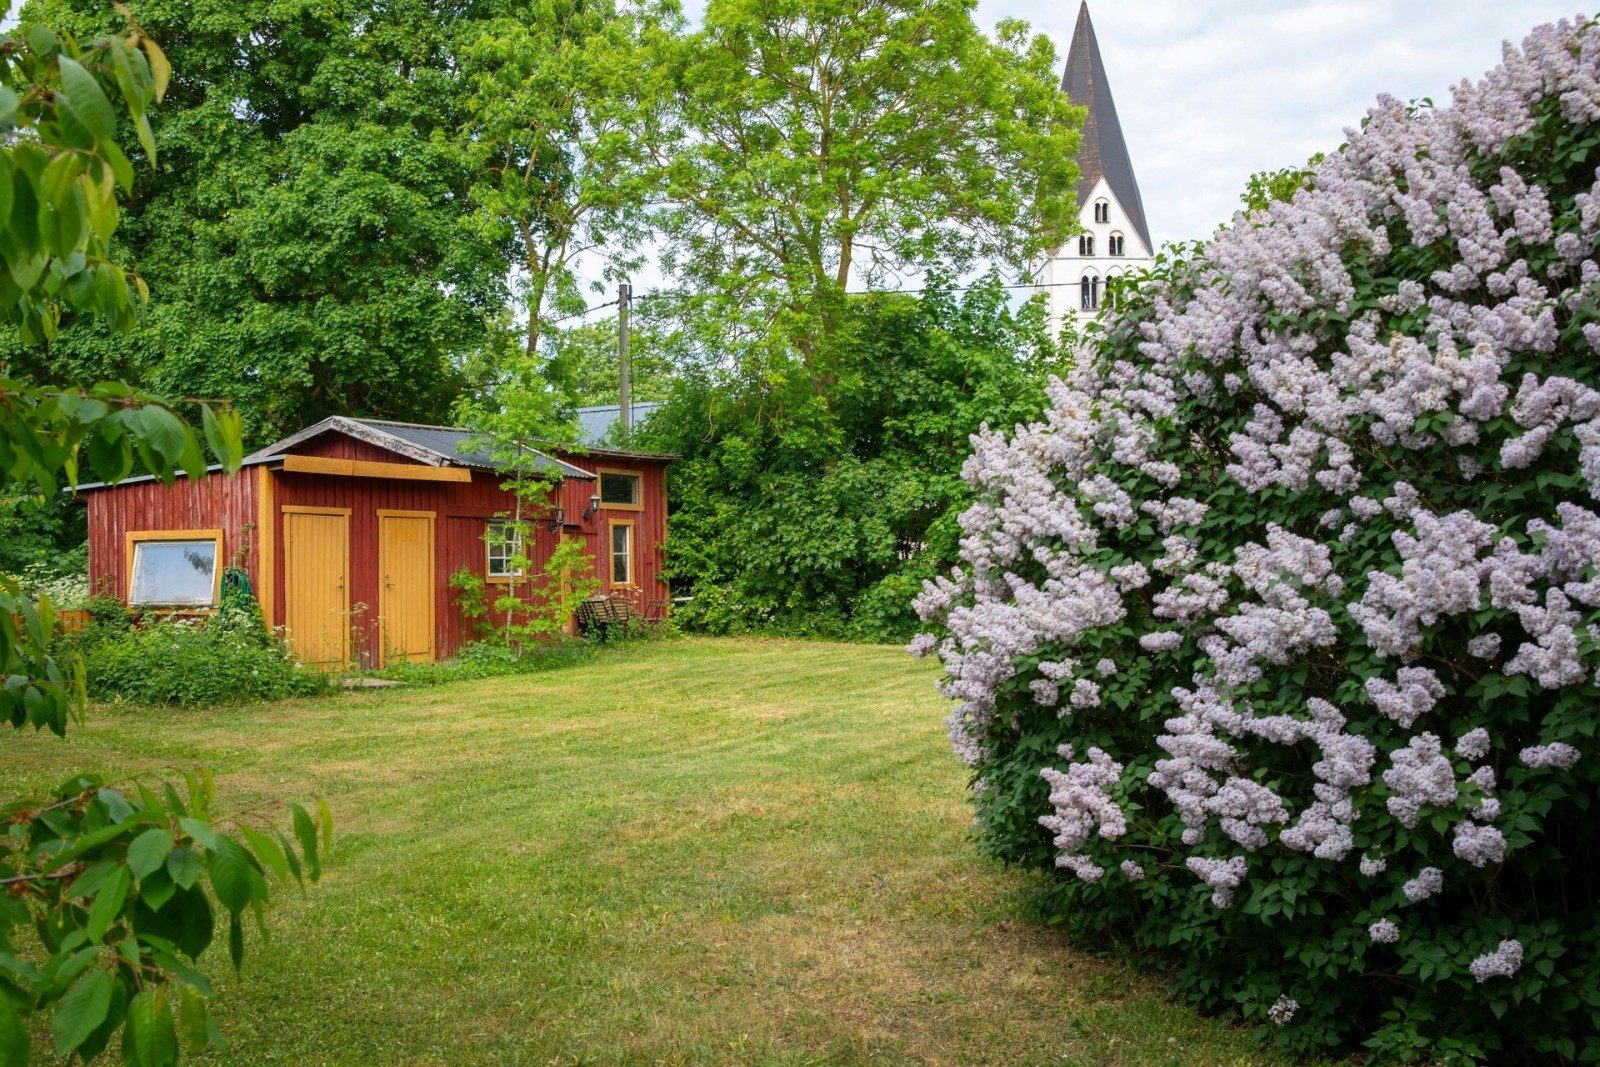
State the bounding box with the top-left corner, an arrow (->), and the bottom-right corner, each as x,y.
574,594 -> 642,639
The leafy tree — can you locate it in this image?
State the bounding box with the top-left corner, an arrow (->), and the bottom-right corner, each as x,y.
549,314 -> 676,409
0,13 -> 322,1063
643,276 -> 1066,640
453,0 -> 672,360
0,491 -> 84,581
9,0 -> 513,446
1238,152 -> 1325,215
645,0 -> 1081,371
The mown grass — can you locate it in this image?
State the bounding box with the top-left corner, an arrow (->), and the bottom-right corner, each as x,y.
1,637 -> 1316,1066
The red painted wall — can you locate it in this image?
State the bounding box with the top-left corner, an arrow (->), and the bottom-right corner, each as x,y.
82,431 -> 671,665
84,471 -> 262,604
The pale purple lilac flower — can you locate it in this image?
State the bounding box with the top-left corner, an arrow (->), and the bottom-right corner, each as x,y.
1469,939 -> 1524,982
1520,742 -> 1581,769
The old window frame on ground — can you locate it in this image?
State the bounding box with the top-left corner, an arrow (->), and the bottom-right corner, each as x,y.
125,529 -> 225,609
609,519 -> 636,587
597,469 -> 643,511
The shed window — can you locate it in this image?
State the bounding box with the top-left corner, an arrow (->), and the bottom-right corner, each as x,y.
486,521 -> 524,579
599,470 -> 641,509
129,534 -> 221,607
610,522 -> 635,586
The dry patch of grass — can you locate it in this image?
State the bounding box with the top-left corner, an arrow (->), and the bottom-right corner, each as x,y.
0,638 -> 1312,1066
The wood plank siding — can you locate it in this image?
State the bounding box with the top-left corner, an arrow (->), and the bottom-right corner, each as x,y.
85,472 -> 261,605
80,432 -> 671,667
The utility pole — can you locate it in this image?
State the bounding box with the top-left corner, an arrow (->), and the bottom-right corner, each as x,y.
618,282 -> 632,433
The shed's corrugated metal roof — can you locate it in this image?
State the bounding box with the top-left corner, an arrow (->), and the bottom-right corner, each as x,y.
70,455 -> 284,494
577,403 -> 661,447
245,416 -> 598,480
353,419 -> 594,480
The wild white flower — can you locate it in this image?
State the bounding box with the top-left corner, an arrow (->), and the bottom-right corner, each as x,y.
1368,919 -> 1400,943
1267,995 -> 1298,1026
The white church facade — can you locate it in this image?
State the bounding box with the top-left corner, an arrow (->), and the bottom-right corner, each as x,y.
1033,2 -> 1155,330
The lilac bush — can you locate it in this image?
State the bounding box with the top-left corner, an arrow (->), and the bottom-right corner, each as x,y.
913,16 -> 1600,1063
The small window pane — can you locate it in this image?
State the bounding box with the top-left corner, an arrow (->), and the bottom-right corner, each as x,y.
130,540 -> 218,606
487,522 -> 524,577
600,472 -> 639,507
611,524 -> 632,584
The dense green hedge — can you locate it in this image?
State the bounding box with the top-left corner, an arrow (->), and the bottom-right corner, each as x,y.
73,599 -> 329,706
916,17 -> 1600,1064
641,277 -> 1069,642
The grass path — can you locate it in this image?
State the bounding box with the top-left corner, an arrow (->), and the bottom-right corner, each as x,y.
1,638 -> 1304,1066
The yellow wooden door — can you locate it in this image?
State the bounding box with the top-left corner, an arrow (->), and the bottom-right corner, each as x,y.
283,507 -> 350,667
378,510 -> 435,665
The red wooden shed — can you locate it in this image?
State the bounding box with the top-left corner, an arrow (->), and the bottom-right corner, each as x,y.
74,415 -> 674,667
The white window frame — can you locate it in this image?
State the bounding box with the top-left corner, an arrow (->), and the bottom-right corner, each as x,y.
609,520 -> 635,587
486,521 -> 525,581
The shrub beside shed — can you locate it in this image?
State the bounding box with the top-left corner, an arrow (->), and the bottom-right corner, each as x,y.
74,416 -> 674,667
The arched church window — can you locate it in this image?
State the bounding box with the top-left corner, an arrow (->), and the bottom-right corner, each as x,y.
1081,274 -> 1100,311
1078,234 -> 1095,257
1094,200 -> 1109,223
1109,233 -> 1125,256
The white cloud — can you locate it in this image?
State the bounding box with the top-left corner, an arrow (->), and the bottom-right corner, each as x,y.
976,0 -> 1586,242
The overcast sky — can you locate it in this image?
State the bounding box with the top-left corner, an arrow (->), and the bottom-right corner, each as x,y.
576,1 -> 1586,307
986,0 -> 1585,245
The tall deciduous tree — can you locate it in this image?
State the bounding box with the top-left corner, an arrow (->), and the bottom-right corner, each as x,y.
453,0 -> 672,361
10,0 -> 512,446
647,0 -> 1080,368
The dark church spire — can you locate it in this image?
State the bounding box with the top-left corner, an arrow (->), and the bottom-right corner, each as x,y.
1062,2 -> 1152,254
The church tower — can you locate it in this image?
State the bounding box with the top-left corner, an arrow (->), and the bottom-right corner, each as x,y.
1034,2 -> 1155,331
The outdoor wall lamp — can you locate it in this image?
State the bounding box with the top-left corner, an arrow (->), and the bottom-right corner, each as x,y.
547,506 -> 566,532
583,493 -> 600,520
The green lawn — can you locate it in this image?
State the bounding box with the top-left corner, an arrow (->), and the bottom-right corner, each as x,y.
2,637 -> 1306,1066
